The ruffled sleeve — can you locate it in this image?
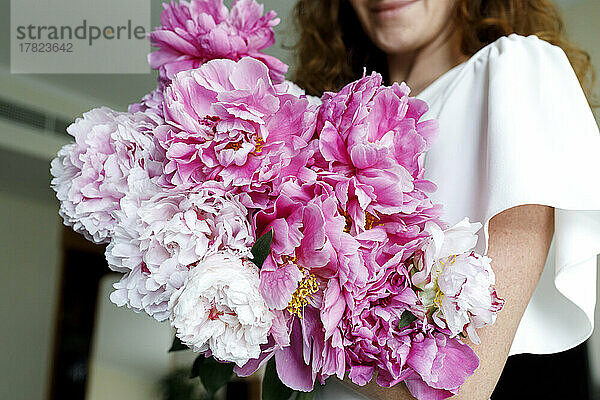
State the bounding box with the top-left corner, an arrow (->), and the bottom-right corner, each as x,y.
478,34 -> 600,355
418,33 -> 600,356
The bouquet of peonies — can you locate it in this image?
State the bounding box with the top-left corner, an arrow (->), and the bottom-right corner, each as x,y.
50,1 -> 503,399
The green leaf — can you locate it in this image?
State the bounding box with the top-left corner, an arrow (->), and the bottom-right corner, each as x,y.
262,357 -> 294,400
296,390 -> 315,400
251,228 -> 273,269
398,310 -> 418,330
189,355 -> 234,395
169,336 -> 188,352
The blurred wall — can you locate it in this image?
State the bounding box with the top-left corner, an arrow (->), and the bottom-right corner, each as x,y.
0,154 -> 62,400
87,363 -> 158,400
562,1 -> 600,120
0,70 -> 95,399
85,275 -> 173,400
560,0 -> 600,389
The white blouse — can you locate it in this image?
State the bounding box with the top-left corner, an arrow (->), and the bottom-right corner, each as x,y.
315,33 -> 600,399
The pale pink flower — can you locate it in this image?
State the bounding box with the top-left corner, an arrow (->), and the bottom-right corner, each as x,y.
414,219 -> 504,344
107,186 -> 253,321
105,167 -> 162,273
110,263 -> 173,322
50,108 -> 165,244
128,85 -> 165,118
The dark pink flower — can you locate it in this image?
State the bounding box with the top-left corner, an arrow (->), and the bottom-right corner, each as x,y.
342,263 -> 420,387
404,333 -> 479,399
315,72 -> 439,235
149,0 -> 287,83
254,177 -> 367,310
159,57 -> 317,191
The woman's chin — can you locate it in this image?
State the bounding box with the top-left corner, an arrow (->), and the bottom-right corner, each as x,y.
370,30 -> 422,55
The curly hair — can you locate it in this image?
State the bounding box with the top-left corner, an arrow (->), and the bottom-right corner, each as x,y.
292,0 -> 596,106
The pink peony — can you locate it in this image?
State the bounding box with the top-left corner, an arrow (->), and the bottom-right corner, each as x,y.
254,177 -> 367,313
315,72 -> 439,235
248,176 -> 369,389
342,262 -> 420,387
404,333 -> 479,399
274,305 -> 345,391
159,57 -> 317,190
148,0 -> 287,83
50,107 -> 165,244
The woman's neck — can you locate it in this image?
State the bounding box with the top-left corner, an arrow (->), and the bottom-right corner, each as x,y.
387,26 -> 467,95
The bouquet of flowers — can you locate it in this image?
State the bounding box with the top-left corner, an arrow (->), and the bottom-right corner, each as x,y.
50,1 -> 503,399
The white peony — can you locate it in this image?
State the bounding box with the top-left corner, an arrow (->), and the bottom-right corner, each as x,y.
412,218 -> 480,287
415,218 -> 504,344
436,252 -> 504,344
169,252 -> 274,366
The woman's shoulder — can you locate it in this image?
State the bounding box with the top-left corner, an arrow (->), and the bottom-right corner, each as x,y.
468,33 -> 569,71
422,33 -> 586,111
418,34 -> 577,111
472,34 -> 591,118
420,32 -> 597,161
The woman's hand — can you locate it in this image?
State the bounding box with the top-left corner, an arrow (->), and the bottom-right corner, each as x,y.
340,204 -> 554,400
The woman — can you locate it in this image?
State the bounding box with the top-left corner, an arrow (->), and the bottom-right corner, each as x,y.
293,1 -> 600,399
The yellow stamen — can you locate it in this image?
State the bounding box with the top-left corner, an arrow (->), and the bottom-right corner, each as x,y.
339,208 -> 381,233
432,256 -> 456,309
224,132 -> 264,154
340,209 -> 353,233
287,267 -> 319,318
433,288 -> 444,309
224,140 -> 243,151
253,137 -> 265,155
281,254 -> 295,265
365,212 -> 380,230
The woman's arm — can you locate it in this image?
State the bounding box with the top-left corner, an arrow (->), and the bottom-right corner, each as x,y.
343,204 -> 554,400
451,204 -> 553,399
